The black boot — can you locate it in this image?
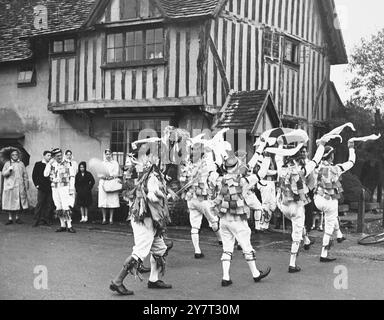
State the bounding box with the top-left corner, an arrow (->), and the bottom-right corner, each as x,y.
109,281 -> 134,295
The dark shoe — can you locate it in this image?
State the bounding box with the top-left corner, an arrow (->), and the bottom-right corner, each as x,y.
138,265 -> 151,274
55,227 -> 67,232
40,219 -> 50,226
32,221 -> 40,227
221,279 -> 233,287
288,266 -> 301,273
67,227 -> 76,233
15,219 -> 23,224
5,220 -> 13,225
102,221 -> 108,225
218,241 -> 223,246
304,239 -> 315,251
194,253 -> 205,259
148,280 -> 172,289
109,281 -> 134,296
254,266 -> 271,282
320,257 -> 337,263
237,245 -> 242,251
337,237 -> 347,244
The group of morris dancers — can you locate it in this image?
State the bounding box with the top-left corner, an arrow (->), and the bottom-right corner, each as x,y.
109,124 -> 380,295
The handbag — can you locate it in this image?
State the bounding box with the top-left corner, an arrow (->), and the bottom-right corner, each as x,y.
103,178 -> 123,193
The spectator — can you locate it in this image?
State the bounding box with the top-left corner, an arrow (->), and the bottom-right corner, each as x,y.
44,148 -> 76,233
64,150 -> 78,174
32,150 -> 54,227
2,148 -> 29,225
65,150 -> 78,207
75,161 -> 95,223
98,149 -> 120,225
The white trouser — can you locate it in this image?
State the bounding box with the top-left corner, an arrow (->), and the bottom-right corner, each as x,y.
187,198 -> 218,230
131,218 -> 167,262
314,195 -> 339,236
260,181 -> 276,229
278,201 -> 305,242
52,186 -> 74,211
219,214 -> 254,258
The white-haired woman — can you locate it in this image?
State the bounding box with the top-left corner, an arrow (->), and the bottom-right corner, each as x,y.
1,148 -> 29,225
98,149 -> 120,225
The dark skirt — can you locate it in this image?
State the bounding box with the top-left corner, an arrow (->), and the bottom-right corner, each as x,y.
76,188 -> 93,207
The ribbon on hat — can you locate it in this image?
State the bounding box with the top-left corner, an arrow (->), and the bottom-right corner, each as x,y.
348,134 -> 381,143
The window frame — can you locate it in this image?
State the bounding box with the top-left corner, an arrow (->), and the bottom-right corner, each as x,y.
263,29 -> 280,62
50,38 -> 77,56
283,36 -> 300,68
119,0 -> 161,21
103,26 -> 166,69
17,63 -> 37,88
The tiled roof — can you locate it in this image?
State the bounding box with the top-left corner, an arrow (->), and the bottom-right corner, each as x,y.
216,90 -> 279,132
0,0 -> 220,63
158,0 -> 221,19
0,0 -> 96,63
0,0 -> 346,64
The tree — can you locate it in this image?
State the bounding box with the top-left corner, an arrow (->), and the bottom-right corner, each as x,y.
349,29 -> 384,111
328,102 -> 384,202
346,29 -> 384,202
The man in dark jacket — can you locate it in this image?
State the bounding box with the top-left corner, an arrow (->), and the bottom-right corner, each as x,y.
32,151 -> 54,226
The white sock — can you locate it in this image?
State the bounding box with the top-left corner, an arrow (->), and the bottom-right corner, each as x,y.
336,229 -> 343,239
290,242 -> 300,267
191,233 -> 201,254
247,261 -> 260,278
59,217 -> 66,228
66,219 -> 72,228
304,235 -> 311,245
215,231 -> 222,242
321,234 -> 331,258
254,210 -> 262,230
222,260 -> 231,281
149,255 -> 159,282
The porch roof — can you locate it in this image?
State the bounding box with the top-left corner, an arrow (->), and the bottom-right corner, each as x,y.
215,90 -> 281,134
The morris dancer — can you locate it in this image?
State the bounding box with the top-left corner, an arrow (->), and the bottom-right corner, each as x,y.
270,132 -> 326,273
248,140 -> 275,232
315,142 -> 355,262
180,149 -> 221,259
214,155 -> 271,287
110,156 -> 176,295
44,148 -> 76,233
250,138 -> 278,232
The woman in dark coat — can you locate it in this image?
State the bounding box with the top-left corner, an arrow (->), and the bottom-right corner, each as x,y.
75,162 -> 95,223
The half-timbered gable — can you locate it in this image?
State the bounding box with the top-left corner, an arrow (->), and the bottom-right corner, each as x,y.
47,0 -> 222,113
205,0 -> 347,149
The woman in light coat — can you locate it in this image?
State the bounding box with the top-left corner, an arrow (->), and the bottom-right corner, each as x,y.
2,148 -> 29,225
98,149 -> 120,224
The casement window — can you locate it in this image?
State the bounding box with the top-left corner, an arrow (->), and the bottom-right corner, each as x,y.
106,28 -> 164,66
284,37 -> 300,66
119,0 -> 161,20
263,29 -> 280,60
51,39 -> 76,54
110,119 -> 169,166
17,64 -> 36,87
